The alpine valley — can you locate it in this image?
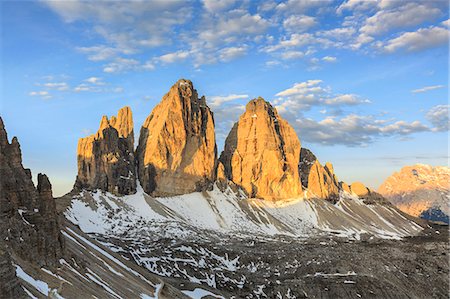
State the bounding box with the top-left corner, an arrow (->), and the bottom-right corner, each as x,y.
1,80 -> 448,299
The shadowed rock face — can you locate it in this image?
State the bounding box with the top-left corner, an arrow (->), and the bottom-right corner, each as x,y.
74,106 -> 136,195
299,148 -> 340,202
136,79 -> 217,196
220,98 -> 302,200
0,117 -> 64,270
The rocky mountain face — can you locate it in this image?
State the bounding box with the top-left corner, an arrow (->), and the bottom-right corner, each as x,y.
74,106 -> 136,195
219,98 -> 302,200
73,80 -> 382,204
0,117 -> 64,267
299,148 -> 340,202
379,164 -> 450,223
298,148 -> 386,204
136,79 -> 217,196
0,117 -> 64,297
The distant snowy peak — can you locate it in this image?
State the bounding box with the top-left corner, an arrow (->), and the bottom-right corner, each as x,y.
379,164 -> 450,223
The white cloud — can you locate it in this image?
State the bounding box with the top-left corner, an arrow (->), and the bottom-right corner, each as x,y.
77,46 -> 130,61
442,19 -> 450,28
158,51 -> 190,64
294,114 -> 429,146
426,105 -> 449,132
219,46 -> 247,61
275,79 -> 323,97
41,82 -> 69,91
337,0 -> 377,14
42,0 -> 448,72
202,0 -> 236,13
283,15 -> 316,32
276,0 -> 333,14
29,91 -> 50,97
45,1 -> 190,51
208,94 -> 248,107
265,60 -> 281,67
324,94 -> 369,105
412,85 -> 445,93
263,33 -> 313,53
318,27 -> 356,39
275,80 -> 372,113
322,56 -> 337,63
383,26 -> 449,53
103,57 -> 140,73
197,13 -> 269,47
280,50 -> 305,60
84,77 -> 104,85
360,3 -> 442,36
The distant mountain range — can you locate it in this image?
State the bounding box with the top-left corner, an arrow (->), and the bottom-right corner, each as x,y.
379,164 -> 449,224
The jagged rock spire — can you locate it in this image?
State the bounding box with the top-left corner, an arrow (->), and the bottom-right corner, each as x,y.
0,118 -> 64,268
219,97 -> 302,200
74,106 -> 136,195
299,148 -> 340,202
136,79 -> 217,196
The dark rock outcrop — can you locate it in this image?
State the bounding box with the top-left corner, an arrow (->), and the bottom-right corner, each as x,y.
219,98 -> 302,200
299,148 -> 340,202
136,79 -> 217,196
0,117 -> 64,269
0,244 -> 25,299
74,106 -> 136,195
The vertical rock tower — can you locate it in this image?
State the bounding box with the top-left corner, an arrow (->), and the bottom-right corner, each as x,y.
136,79 -> 217,196
0,117 -> 64,268
219,98 -> 302,200
74,106 -> 136,195
299,148 -> 340,202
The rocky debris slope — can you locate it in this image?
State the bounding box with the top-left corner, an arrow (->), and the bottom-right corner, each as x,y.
379,164 -> 450,223
220,98 -> 302,200
62,187 -> 442,299
74,106 -> 136,195
6,217 -> 193,299
65,185 -> 422,244
136,79 -> 217,196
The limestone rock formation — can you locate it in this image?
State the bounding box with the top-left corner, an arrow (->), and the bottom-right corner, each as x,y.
220,98 -> 302,200
299,148 -> 340,202
74,106 -> 136,195
379,164 -> 450,222
0,117 -> 64,269
350,182 -> 370,197
136,79 -> 217,196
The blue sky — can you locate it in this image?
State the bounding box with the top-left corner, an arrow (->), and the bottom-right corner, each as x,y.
1,0 -> 448,196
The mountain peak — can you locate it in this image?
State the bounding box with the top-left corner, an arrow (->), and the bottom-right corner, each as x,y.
220,98 -> 302,200
379,164 -> 450,221
136,79 -> 217,196
75,106 -> 136,195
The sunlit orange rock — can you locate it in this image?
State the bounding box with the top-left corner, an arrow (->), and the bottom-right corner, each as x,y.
220,98 -> 302,200
136,79 -> 217,196
379,164 -> 450,217
74,106 -> 136,195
